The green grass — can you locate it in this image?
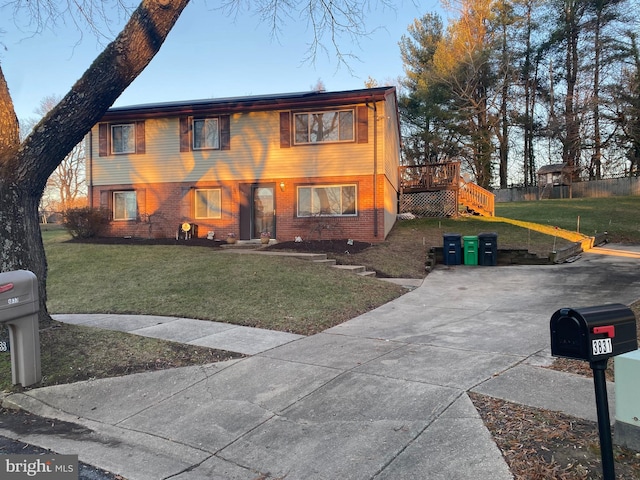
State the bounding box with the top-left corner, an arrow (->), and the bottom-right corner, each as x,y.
495,196 -> 640,243
44,233 -> 406,335
1,195 -> 639,392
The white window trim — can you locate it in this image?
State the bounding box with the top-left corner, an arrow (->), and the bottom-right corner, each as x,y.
111,123 -> 136,154
194,188 -> 222,219
192,117 -> 220,150
297,184 -> 358,217
293,109 -> 355,145
113,191 -> 137,221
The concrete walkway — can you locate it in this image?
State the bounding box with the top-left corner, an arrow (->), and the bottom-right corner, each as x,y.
1,245 -> 639,480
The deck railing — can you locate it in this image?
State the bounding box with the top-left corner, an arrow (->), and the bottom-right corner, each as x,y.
459,180 -> 495,216
399,162 -> 495,217
399,162 -> 461,192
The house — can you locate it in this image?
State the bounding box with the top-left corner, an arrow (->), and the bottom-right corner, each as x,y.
86,87 -> 402,243
537,163 -> 571,186
536,163 -> 575,199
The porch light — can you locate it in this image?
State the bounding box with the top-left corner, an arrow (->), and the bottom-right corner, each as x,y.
280,182 -> 285,192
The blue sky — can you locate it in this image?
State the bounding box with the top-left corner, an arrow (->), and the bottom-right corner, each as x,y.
2,1 -> 442,122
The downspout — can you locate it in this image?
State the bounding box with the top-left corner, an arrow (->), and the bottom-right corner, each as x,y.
367,100 -> 378,238
88,131 -> 94,207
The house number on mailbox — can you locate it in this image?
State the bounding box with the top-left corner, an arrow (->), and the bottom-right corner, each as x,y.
592,338 -> 613,356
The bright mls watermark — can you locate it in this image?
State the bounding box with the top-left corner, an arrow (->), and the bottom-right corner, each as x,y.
1,455 -> 78,479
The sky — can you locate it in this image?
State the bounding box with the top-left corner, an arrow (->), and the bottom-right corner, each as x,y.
1,0 -> 443,122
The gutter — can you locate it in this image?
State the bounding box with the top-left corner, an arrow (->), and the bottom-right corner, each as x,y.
88,131 -> 93,207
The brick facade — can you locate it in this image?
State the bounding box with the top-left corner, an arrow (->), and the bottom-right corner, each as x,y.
92,174 -> 390,243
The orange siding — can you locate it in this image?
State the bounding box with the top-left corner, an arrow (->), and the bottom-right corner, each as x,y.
90,110 -> 378,186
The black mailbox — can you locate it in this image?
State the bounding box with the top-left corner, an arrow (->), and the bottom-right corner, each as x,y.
550,303 -> 637,362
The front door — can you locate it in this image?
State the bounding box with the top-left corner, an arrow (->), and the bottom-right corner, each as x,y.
252,185 -> 275,239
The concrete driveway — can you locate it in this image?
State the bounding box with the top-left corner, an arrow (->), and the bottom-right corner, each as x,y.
1,244 -> 639,480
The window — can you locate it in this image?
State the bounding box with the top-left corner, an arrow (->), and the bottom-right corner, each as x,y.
193,118 -> 220,150
297,185 -> 357,217
180,116 -> 230,152
98,121 -> 144,157
294,110 -> 354,144
113,191 -> 137,221
195,189 -> 222,219
111,124 -> 136,154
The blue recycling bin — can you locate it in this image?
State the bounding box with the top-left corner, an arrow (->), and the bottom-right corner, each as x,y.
443,233 -> 462,265
478,232 -> 498,266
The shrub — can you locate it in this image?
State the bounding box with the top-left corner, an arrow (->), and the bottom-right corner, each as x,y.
62,207 -> 111,239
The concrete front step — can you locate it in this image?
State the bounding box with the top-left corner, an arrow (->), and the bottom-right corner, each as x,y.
331,264 -> 376,277
228,248 -> 375,277
313,258 -> 337,266
277,252 -> 374,276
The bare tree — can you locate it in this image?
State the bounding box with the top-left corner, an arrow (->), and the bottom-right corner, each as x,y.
0,0 -> 378,323
23,96 -> 87,216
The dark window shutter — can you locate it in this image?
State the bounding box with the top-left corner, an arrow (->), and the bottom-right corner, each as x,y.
220,115 -> 231,150
180,187 -> 192,219
136,189 -> 146,220
98,124 -> 109,156
280,112 -> 291,148
180,117 -> 191,152
99,190 -> 112,219
357,106 -> 368,144
99,190 -> 109,208
135,121 -> 146,154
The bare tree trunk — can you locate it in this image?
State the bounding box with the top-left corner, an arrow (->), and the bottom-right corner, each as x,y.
0,0 -> 190,323
498,6 -> 510,190
563,0 -> 582,179
522,1 -> 536,187
591,10 -> 602,180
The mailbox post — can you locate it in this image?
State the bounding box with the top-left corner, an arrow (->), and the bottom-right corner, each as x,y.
0,270 -> 42,387
550,303 -> 638,480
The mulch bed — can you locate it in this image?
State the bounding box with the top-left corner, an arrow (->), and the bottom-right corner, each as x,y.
66,236 -> 226,247
266,239 -> 372,254
66,237 -> 373,254
470,392 -> 640,480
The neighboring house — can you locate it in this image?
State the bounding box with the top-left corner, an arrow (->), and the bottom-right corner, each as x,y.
86,87 -> 402,243
537,163 -> 571,186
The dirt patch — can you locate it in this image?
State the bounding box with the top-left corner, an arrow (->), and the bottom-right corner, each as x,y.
266,239 -> 372,255
471,393 -> 640,480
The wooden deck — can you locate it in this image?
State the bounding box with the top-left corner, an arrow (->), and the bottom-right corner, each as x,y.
399,162 -> 495,217
399,163 -> 460,193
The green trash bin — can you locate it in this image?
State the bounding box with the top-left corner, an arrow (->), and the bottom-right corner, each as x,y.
463,236 -> 478,265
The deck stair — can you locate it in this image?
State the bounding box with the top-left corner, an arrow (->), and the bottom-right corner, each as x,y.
459,180 -> 495,216
399,162 -> 495,217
